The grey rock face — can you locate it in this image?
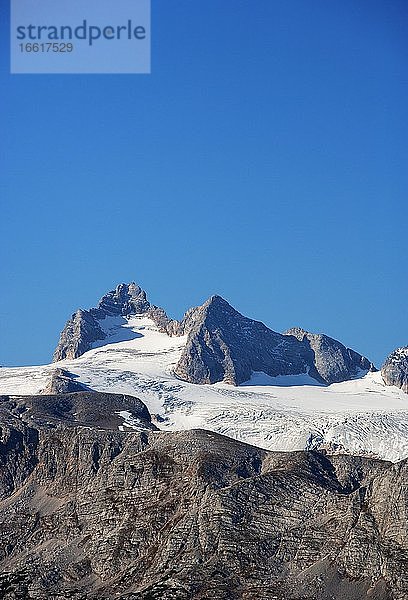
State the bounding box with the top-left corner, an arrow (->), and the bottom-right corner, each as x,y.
174,296 -> 314,385
53,308 -> 106,362
0,402 -> 406,600
173,297 -> 375,386
90,282 -> 150,319
381,347 -> 408,393
285,327 -> 376,384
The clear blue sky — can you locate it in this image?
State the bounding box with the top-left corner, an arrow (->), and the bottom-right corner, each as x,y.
1,0 -> 407,367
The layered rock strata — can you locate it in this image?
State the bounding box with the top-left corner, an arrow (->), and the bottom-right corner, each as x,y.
0,399 -> 406,600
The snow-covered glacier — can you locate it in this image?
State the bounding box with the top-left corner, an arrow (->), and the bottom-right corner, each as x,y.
1,314 -> 408,462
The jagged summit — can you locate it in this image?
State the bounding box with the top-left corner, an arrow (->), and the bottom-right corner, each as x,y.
284,326 -> 309,338
53,281 -> 377,387
91,282 -> 150,318
204,294 -> 228,305
53,282 -> 172,362
53,286 -> 237,364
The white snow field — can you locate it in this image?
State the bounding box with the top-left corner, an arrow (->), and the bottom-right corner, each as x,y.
1,315 -> 408,462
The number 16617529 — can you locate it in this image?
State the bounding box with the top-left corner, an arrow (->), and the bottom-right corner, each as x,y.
19,43 -> 74,52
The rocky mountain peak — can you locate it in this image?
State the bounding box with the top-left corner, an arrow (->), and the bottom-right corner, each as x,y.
284,326 -> 309,340
203,294 -> 229,307
201,294 -> 243,318
382,346 -> 408,393
93,282 -> 151,318
200,294 -> 242,320
53,282 -> 155,362
173,297 -> 307,385
284,326 -> 376,384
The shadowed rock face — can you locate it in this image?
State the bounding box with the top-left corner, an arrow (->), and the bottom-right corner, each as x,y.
285,327 -> 376,384
0,397 -> 406,600
53,282 -> 376,387
173,296 -> 314,385
382,347 -> 408,393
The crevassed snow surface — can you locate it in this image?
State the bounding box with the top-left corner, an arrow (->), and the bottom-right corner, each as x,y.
1,315 -> 408,462
116,410 -> 147,432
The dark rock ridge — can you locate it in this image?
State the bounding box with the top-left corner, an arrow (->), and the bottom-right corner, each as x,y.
285,327 -> 376,385
53,282 -> 376,386
0,398 -> 406,599
0,391 -> 157,433
381,346 -> 408,393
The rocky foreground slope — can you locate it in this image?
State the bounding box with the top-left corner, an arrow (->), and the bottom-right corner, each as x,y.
0,390 -> 407,599
54,282 -> 376,386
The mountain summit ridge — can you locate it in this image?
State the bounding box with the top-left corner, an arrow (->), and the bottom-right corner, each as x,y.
53,281 -> 376,387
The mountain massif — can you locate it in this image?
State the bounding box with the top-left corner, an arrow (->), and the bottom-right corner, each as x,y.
54,283 -> 376,386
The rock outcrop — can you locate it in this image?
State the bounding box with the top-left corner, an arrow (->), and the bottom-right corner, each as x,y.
0,390 -> 157,433
41,368 -> 88,395
285,327 -> 376,384
92,282 -> 151,317
381,346 -> 408,393
0,396 -> 406,599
